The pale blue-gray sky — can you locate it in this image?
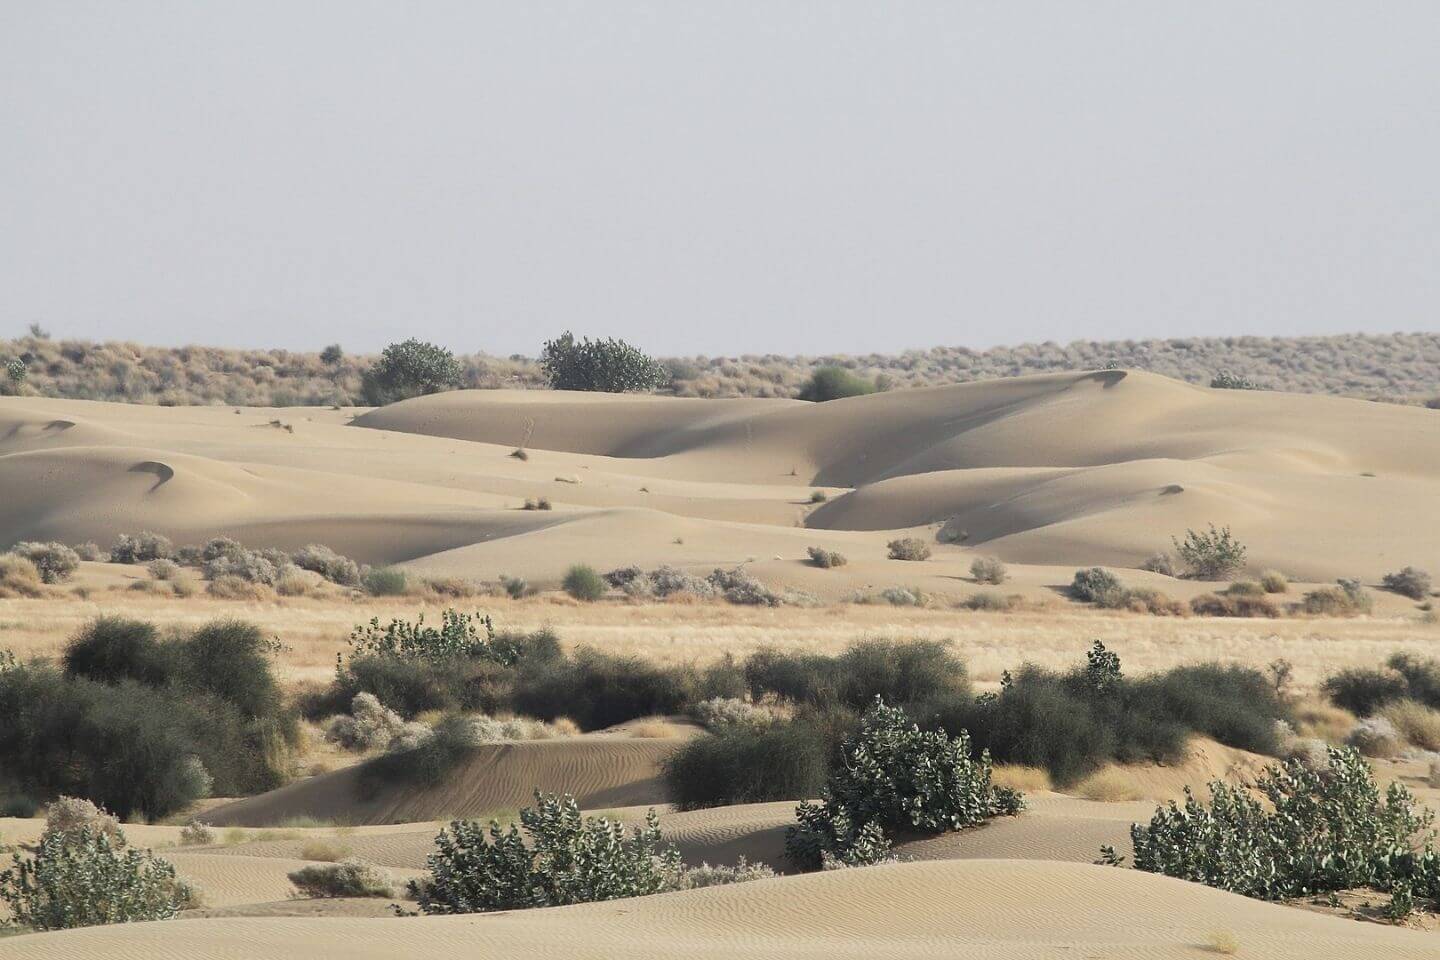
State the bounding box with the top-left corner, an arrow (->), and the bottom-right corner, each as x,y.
2,2 -> 1437,357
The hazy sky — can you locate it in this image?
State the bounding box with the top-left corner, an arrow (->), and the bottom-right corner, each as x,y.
3,2 -> 1438,357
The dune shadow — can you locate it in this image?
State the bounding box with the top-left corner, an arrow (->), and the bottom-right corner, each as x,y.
129,459 -> 175,492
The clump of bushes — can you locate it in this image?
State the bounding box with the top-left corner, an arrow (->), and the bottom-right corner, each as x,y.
0,825 -> 192,931
362,567 -> 408,596
743,639 -> 969,711
1140,552 -> 1175,577
806,546 -> 847,569
886,538 -> 931,562
540,332 -> 669,393
147,558 -> 180,581
1259,569 -> 1289,593
411,791 -> 680,913
361,338 -> 463,405
348,609 -> 517,664
1069,567 -> 1121,603
0,556 -> 45,598
108,531 -> 173,564
664,715 -> 832,810
326,693 -> 425,752
963,591 -> 1013,611
523,497 -> 553,511
562,564 -> 606,601
1383,566 -> 1433,600
1171,524 -> 1247,579
1105,747 -> 1440,917
1321,653 -> 1440,717
1189,592 -> 1279,618
670,858 -> 776,889
7,542 -> 79,584
292,544 -> 361,586
797,366 -> 876,402
1209,370 -> 1260,390
970,556 -> 1007,585
785,698 -> 1022,869
288,858 -> 394,898
1301,578 -> 1373,616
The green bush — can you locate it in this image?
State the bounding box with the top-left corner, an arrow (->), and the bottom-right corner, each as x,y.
1171,524 -> 1247,579
539,332 -> 669,393
1069,567 -> 1121,603
347,610 -> 516,664
786,698 -> 1022,869
798,366 -> 876,402
360,339 -> 462,405
663,716 -> 832,810
1383,566 -> 1433,600
0,826 -> 191,931
63,617 -> 172,687
8,542 -> 80,584
562,564 -> 606,602
886,538 -> 931,561
411,791 -> 680,913
743,639 -> 969,711
363,566 -> 408,596
1321,654 -> 1440,717
512,647 -> 697,730
361,715 -> 478,790
1109,747 -> 1435,912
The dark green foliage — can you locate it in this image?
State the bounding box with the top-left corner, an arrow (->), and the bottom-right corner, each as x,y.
288,858 -> 392,898
785,699 -> 1022,869
347,610 -> 516,665
797,366 -> 876,402
360,339 -> 462,405
1210,370 -> 1260,390
362,566 -> 408,596
742,639 -> 969,710
0,827 -> 190,931
1117,747 -> 1436,909
539,332 -> 669,393
1322,653 -> 1440,716
63,617 -> 171,687
361,715 -> 478,791
1383,566 -> 1433,600
562,564 -> 606,601
662,716 -> 833,810
319,343 -> 344,365
8,542 -> 80,584
178,620 -> 285,721
412,791 -> 680,913
512,648 -> 698,731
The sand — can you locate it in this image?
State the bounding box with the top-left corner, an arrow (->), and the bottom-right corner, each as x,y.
1,370 -> 1435,589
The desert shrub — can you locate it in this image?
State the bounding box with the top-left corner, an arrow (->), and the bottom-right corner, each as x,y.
1389,654 -> 1440,708
326,693 -> 412,751
1209,370 -> 1260,390
743,639 -> 969,711
963,591 -> 1013,611
288,858 -> 393,898
672,858 -> 776,889
689,696 -> 772,729
360,338 -> 462,405
1383,567 -> 1433,600
363,566 -> 408,596
562,564 -> 606,601
1140,552 -> 1175,576
512,647 -> 696,731
1171,524 -> 1247,579
806,546 -> 847,569
886,538 -> 930,561
319,343 -> 344,365
539,332 -> 668,393
647,565 -> 716,599
1069,567 -> 1121,603
146,558 -> 180,581
205,574 -> 270,600
43,797 -> 122,845
1301,579 -> 1373,616
8,542 -> 79,584
291,544 -> 361,586
347,610 -> 517,665
1380,701 -> 1440,752
360,714 -> 485,789
179,821 -> 214,846
969,556 -> 1007,585
706,566 -> 779,605
1322,668 -> 1409,717
499,575 -> 530,599
785,699 -> 1023,870
63,617 -> 172,687
411,791 -> 680,913
1260,569 -> 1289,593
1189,592 -> 1280,618
1110,747 -> 1435,912
877,586 -> 923,607
179,620 -> 288,721
72,541 -> 103,562
664,717 -> 832,810
602,566 -> 643,588
0,555 -> 44,598
808,490 -> 827,503
797,366 -> 876,402
108,532 -> 173,564
0,827 -> 191,931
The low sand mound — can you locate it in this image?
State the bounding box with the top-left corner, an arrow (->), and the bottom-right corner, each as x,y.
7,859 -> 1431,959
204,737 -> 679,827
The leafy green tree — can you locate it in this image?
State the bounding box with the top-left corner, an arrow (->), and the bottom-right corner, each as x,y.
1172,524 -> 1247,579
361,339 -> 462,405
539,332 -> 669,393
0,827 -> 191,931
411,791 -> 680,912
797,366 -> 876,402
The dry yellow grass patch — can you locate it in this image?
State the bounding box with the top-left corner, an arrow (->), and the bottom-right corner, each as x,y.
1291,696 -> 1356,743
1381,700 -> 1440,751
626,720 -> 686,739
298,839 -> 353,862
1206,930 -> 1241,955
991,765 -> 1053,793
1074,767 -> 1145,802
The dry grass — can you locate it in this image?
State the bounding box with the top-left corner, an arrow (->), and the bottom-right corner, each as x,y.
1073,767 -> 1144,802
1205,930 -> 1241,955
991,765 -> 1053,793
1291,697 -> 1357,743
298,839 -> 353,863
0,556 -> 46,599
625,720 -> 686,739
1380,701 -> 1440,751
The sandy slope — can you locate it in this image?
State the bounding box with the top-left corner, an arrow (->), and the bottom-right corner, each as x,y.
1,370 -> 1436,585
5,859 -> 1432,959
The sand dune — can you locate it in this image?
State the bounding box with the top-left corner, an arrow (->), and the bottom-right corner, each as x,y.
3,369 -> 1437,584
203,736 -> 679,827
6,859 -> 1432,959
